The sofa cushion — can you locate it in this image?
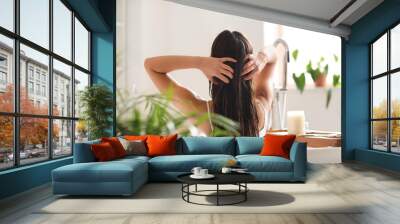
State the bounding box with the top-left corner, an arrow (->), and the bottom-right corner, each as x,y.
91,142 -> 118,161
179,137 -> 235,155
115,155 -> 150,163
73,140 -> 100,163
236,155 -> 293,172
149,154 -> 235,172
260,134 -> 296,159
53,158 -> 147,183
101,137 -> 127,158
124,135 -> 148,141
236,137 -> 263,155
147,134 -> 178,157
118,138 -> 147,156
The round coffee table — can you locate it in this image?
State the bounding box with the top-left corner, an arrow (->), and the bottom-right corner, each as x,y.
177,173 -> 255,206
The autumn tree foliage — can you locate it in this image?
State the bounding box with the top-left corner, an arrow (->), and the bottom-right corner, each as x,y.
372,99 -> 400,142
0,85 -> 59,152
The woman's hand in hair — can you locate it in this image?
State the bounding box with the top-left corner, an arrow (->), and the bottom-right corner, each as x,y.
198,57 -> 236,84
241,52 -> 268,80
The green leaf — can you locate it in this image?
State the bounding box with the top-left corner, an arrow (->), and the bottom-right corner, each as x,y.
333,74 -> 341,87
306,61 -> 318,81
292,73 -> 306,93
333,54 -> 339,63
323,64 -> 329,75
326,89 -> 332,108
292,49 -> 299,61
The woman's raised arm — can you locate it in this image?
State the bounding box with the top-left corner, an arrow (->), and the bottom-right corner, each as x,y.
144,56 -> 235,114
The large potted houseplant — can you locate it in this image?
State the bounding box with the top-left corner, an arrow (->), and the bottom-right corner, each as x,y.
79,84 -> 113,140
116,88 -> 240,137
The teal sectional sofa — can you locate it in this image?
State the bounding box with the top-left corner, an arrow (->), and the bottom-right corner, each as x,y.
52,137 -> 307,196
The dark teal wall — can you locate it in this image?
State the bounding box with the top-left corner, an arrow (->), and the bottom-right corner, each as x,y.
0,158 -> 72,199
91,32 -> 115,135
0,0 -> 116,200
90,0 -> 116,135
343,0 -> 400,171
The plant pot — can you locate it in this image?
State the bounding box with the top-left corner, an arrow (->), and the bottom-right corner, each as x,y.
314,74 -> 327,87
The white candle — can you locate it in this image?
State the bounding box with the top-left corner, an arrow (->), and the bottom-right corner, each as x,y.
287,111 -> 305,135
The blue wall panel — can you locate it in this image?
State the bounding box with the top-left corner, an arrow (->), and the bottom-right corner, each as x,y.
343,44 -> 370,160
0,158 -> 72,199
344,0 -> 400,171
92,33 -> 114,88
91,32 -> 115,135
355,149 -> 400,172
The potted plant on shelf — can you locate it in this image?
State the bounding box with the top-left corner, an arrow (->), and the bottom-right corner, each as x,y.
306,56 -> 329,87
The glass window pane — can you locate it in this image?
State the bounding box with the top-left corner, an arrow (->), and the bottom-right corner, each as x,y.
372,76 -> 387,119
53,59 -> 72,117
391,24 -> 400,70
75,120 -> 88,143
0,116 -> 14,170
391,120 -> 400,153
0,34 -> 14,112
20,117 -> 49,165
53,0 -> 72,60
0,0 -> 14,31
372,34 -> 387,76
53,119 -> 72,157
391,72 -> 400,118
372,121 -> 388,151
20,44 -> 49,115
74,69 -> 89,117
74,18 -> 89,69
20,0 -> 49,49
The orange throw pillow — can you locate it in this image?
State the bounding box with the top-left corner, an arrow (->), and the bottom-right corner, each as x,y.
146,134 -> 178,157
101,137 -> 126,158
91,142 -> 117,161
124,135 -> 148,141
260,134 -> 296,159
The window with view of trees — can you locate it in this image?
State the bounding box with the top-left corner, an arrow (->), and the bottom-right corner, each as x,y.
371,22 -> 400,153
0,0 -> 91,170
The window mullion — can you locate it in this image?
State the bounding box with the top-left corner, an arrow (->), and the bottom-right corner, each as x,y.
388,30 -> 391,153
71,10 -> 76,155
48,0 -> 54,160
13,0 -> 20,167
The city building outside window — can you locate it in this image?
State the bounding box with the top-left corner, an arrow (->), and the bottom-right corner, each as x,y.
28,81 -> 34,94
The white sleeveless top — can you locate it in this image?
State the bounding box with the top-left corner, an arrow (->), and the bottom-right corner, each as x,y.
206,101 -> 270,136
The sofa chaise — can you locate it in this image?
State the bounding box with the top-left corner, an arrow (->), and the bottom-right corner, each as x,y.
52,137 -> 307,196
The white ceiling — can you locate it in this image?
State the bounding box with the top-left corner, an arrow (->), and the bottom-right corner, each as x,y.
226,0 -> 353,24
166,0 -> 384,38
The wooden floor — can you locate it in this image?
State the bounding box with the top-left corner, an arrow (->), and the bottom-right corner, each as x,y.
1,162 -> 400,224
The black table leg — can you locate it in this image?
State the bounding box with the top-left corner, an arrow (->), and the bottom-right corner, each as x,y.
181,184 -> 183,199
216,184 -> 219,206
187,184 -> 190,202
245,183 -> 247,201
195,184 -> 198,192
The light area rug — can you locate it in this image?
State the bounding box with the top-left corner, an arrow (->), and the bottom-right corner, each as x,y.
38,183 -> 362,214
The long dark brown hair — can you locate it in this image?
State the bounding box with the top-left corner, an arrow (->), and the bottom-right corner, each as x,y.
209,30 -> 259,136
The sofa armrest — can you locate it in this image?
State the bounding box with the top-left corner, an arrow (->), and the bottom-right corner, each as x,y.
73,140 -> 100,163
289,141 -> 307,181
